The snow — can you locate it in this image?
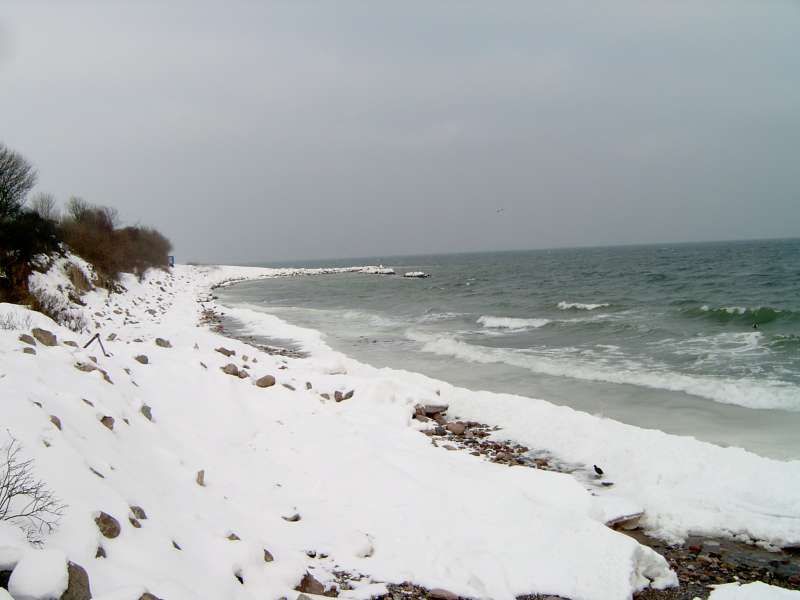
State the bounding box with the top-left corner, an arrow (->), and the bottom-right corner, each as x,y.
8,548 -> 69,600
0,258 -> 796,599
709,582 -> 800,599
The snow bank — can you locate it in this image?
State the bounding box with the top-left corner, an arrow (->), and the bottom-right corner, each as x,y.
0,262 -> 680,599
3,259 -> 797,599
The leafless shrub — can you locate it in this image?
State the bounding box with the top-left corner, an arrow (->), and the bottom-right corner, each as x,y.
0,436 -> 65,543
30,290 -> 88,332
0,312 -> 33,331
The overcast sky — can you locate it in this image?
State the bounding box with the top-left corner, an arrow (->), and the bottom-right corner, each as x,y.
1,1 -> 798,263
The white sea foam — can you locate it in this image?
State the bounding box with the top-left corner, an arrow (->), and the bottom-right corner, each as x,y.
408,332 -> 800,412
477,315 -> 550,330
558,301 -> 611,311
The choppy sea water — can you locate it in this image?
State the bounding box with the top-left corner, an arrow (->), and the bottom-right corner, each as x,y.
217,239 -> 800,460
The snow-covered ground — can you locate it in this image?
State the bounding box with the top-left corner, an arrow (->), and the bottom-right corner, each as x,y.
0,260 -> 797,599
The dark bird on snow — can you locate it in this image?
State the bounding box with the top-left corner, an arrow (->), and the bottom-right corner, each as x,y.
593,464 -> 604,476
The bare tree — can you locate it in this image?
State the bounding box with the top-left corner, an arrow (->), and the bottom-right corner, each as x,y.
0,143 -> 37,221
29,192 -> 60,222
0,436 -> 65,543
65,196 -> 90,222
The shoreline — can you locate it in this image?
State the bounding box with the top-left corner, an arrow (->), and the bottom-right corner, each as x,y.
1,260 -> 798,599
207,290 -> 800,599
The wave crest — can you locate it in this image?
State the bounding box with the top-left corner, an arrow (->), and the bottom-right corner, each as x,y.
558,301 -> 610,311
477,315 -> 550,330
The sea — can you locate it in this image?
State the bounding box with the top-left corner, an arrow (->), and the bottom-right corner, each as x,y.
216,239 -> 800,460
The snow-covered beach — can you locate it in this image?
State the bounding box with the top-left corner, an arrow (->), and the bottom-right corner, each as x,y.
1,260 -> 799,600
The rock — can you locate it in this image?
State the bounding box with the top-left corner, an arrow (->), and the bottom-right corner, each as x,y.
334,390 -> 354,402
129,517 -> 141,528
263,549 -> 274,562
58,562 -> 91,600
19,334 -> 36,346
320,393 -> 330,400
139,594 -> 165,600
23,347 -> 36,355
227,532 -> 240,540
155,338 -> 172,348
256,374 -> 276,388
50,415 -> 62,430
305,382 -> 313,390
422,404 -> 448,417
63,341 -> 79,348
429,589 -> 459,600
95,546 -> 106,558
215,347 -> 235,357
130,505 -> 147,520
95,512 -> 121,538
140,405 -> 153,421
282,513 -> 301,522
106,333 -> 117,341
134,354 -> 149,365
221,363 -> 239,376
100,416 -> 114,430
32,327 -> 57,346
295,572 -> 326,595
237,370 -> 249,379
196,469 -> 205,486
282,383 -> 295,391
433,426 -> 446,436
445,422 -> 466,435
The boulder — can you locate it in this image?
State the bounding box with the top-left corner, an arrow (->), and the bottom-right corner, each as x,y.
140,405 -> 153,421
237,370 -> 249,379
130,505 -> 147,520
445,422 -> 466,435
95,512 -> 121,538
129,517 -> 141,528
263,549 -> 274,562
63,341 -> 79,348
134,355 -> 149,365
221,363 -> 239,376
215,347 -> 235,357
50,415 -> 62,430
100,416 -> 114,431
60,562 -> 91,600
295,572 -> 325,595
18,334 -> 36,346
155,338 -> 172,348
139,594 -> 165,600
196,470 -> 205,486
421,404 -> 448,417
23,347 -> 36,355
256,374 -> 276,388
32,328 -> 57,346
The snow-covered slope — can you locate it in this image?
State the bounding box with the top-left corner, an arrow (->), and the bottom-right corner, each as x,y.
0,261 -> 796,599
0,263 -> 677,600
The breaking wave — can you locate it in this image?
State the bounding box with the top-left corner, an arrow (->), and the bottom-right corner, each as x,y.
477,315 -> 550,330
557,301 -> 610,311
407,332 -> 800,411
